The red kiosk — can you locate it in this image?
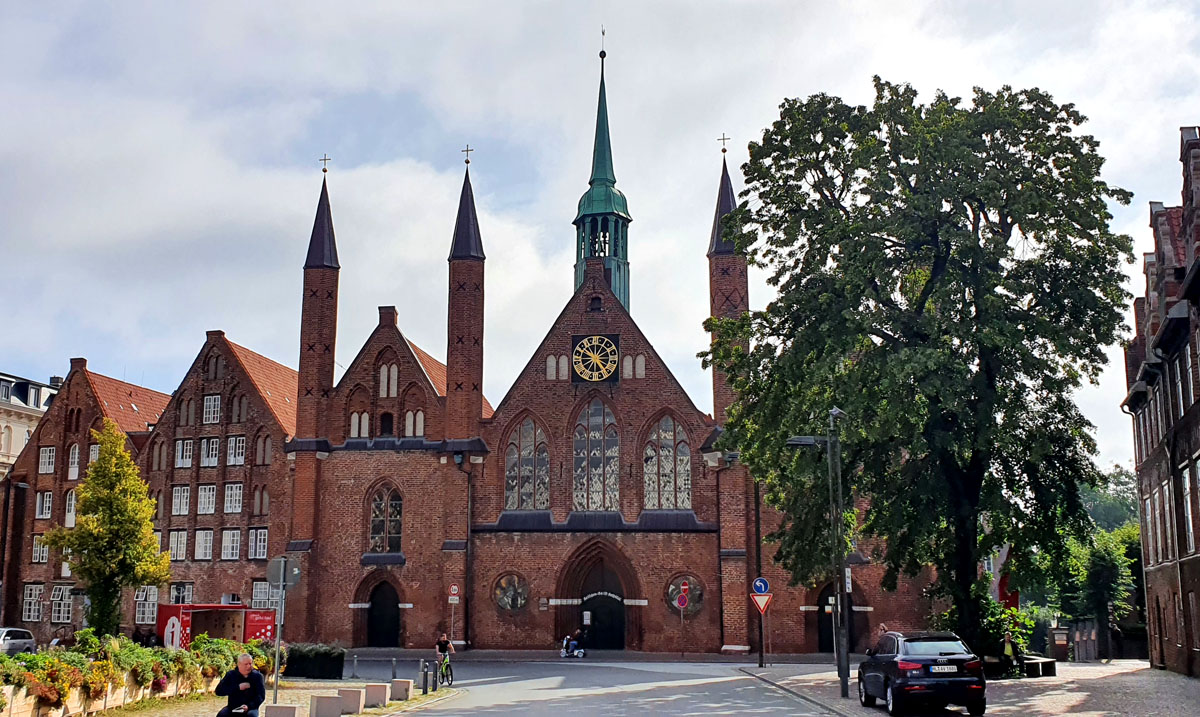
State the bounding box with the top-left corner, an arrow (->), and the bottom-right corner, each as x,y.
156,604 -> 275,649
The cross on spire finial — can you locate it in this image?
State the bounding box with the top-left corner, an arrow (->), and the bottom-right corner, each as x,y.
319,153 -> 332,172
718,134 -> 730,154
461,144 -> 474,165
600,26 -> 606,61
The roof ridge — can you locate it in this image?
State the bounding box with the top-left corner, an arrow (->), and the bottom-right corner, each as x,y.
82,369 -> 171,400
223,337 -> 299,438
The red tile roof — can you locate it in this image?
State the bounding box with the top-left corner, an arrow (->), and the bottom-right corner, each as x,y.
83,371 -> 171,434
405,338 -> 494,418
226,340 -> 299,438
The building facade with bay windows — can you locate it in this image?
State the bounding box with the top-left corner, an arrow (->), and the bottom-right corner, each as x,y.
1,54 -> 931,652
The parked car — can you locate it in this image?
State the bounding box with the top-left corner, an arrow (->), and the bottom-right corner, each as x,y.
0,628 -> 36,655
858,630 -> 986,715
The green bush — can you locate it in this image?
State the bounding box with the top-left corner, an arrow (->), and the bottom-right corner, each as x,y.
283,643 -> 345,679
930,594 -> 1034,658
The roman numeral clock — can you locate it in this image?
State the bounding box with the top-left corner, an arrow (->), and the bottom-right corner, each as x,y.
571,334 -> 620,383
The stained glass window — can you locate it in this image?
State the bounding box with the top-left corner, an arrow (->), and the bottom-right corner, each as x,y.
573,399 -> 619,511
369,488 -> 403,553
493,573 -> 530,611
504,418 -> 550,510
643,415 -> 691,509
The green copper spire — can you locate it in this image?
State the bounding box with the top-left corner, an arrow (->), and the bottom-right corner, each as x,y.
574,49 -> 632,309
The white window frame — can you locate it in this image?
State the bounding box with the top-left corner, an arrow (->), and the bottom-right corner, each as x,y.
1176,358 -> 1186,418
1154,489 -> 1164,564
67,443 -> 79,480
50,585 -> 72,624
224,483 -> 243,514
202,395 -> 221,424
171,485 -> 190,516
248,527 -> 268,560
32,535 -> 48,563
38,447 -> 55,474
88,444 -> 99,464
199,437 -> 220,467
1144,497 -> 1154,565
195,529 -> 213,560
221,529 -> 241,560
197,485 -> 216,515
227,436 -> 246,466
170,583 -> 193,605
22,584 -> 43,621
134,586 -> 159,624
168,530 -> 187,561
1185,461 -> 1197,554
175,439 -> 193,468
64,490 -> 76,528
251,580 -> 280,610
1187,347 -> 1195,408
35,492 -> 52,519
1167,481 -> 1177,561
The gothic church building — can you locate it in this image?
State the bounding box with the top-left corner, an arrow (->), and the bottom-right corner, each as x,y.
2,56 -> 930,652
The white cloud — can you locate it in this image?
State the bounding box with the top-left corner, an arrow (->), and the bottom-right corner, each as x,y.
2,0 -> 1195,471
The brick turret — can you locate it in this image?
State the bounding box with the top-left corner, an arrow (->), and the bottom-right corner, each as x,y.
445,165 -> 485,438
707,155 -> 748,422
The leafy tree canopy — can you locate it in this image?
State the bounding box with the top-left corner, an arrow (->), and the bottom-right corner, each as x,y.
45,419 -> 170,636
705,77 -> 1132,648
1081,464 -> 1138,531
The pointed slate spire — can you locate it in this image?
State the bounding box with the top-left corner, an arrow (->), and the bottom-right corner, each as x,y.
449,166 -> 485,260
707,156 -> 738,256
304,176 -> 340,269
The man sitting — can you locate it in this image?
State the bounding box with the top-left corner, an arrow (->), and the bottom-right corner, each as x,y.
215,654 -> 266,717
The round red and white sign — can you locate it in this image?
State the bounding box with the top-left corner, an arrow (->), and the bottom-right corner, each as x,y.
680,580 -> 690,595
449,584 -> 460,596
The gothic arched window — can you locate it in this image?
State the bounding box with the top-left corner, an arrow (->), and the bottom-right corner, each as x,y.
505,418 -> 550,510
643,415 -> 691,509
368,487 -> 403,553
572,398 -> 619,511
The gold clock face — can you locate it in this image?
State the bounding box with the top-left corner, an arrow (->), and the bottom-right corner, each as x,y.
572,335 -> 619,382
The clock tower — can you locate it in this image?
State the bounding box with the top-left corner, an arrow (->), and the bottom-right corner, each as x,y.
573,50 -> 632,311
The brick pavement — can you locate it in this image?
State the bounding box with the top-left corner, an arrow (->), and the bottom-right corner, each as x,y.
107,680 -> 454,717
749,660 -> 1200,716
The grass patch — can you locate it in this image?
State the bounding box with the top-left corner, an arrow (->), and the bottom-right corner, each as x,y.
100,692 -> 218,715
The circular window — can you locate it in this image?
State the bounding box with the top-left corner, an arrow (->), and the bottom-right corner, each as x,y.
665,575 -> 703,616
493,573 -> 529,611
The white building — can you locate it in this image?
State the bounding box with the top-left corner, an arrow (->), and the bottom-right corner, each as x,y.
1,372 -> 60,478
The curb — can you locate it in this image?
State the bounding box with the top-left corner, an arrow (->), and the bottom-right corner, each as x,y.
384,687 -> 462,713
739,668 -> 856,717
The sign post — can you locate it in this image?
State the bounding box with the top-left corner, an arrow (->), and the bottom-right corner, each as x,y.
751,590 -> 773,666
448,584 -> 461,643
676,593 -> 688,659
267,556 -> 301,705
753,578 -> 769,667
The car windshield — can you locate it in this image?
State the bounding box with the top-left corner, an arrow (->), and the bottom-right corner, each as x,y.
902,639 -> 970,656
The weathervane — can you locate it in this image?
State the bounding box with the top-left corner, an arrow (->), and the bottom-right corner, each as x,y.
319,154 -> 332,173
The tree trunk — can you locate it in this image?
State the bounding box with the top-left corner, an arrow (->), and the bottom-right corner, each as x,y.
952,509 -> 982,651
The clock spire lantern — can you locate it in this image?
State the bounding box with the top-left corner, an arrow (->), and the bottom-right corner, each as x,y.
573,49 -> 632,310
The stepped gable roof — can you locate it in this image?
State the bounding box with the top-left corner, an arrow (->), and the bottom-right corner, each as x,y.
82,371 -> 171,434
226,340 -> 299,438
405,338 -> 495,418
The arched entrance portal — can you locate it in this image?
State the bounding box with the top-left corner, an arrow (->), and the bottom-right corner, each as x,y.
556,539 -> 642,650
816,583 -> 869,652
581,560 -> 626,649
367,582 -> 401,647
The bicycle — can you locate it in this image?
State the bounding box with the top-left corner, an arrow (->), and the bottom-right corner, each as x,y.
438,652 -> 454,686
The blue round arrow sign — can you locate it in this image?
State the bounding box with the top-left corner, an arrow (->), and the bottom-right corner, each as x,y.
753,577 -> 769,594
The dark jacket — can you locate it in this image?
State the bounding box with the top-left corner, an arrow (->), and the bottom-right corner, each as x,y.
214,668 -> 266,711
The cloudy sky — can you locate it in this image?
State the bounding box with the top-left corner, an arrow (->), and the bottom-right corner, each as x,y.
4,0 -> 1198,469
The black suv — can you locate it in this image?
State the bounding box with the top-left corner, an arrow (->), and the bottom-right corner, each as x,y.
858,631 -> 986,715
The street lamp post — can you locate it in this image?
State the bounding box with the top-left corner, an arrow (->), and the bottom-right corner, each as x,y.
787,407 -> 849,699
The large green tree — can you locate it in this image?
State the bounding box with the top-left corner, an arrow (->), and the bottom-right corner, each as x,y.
45,419 -> 170,636
705,77 -> 1132,648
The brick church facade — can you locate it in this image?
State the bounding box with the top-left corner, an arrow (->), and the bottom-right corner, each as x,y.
2,55 -> 931,652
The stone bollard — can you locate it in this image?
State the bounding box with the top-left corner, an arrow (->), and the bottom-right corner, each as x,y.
352,655 -> 359,679
263,706 -> 300,717
338,688 -> 366,714
391,658 -> 397,680
390,679 -> 414,701
310,696 -> 342,717
363,683 -> 389,708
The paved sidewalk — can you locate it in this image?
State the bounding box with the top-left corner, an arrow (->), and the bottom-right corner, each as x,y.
748,660 -> 1200,716
107,680 -> 454,717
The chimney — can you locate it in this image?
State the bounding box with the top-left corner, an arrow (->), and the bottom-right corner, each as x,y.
69,358 -> 87,372
49,376 -> 63,388
379,306 -> 398,327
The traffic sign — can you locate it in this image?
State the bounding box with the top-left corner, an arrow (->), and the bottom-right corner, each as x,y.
448,596 -> 460,605
449,584 -> 460,596
753,577 -> 769,594
680,580 -> 690,595
751,593 -> 773,615
676,594 -> 688,609
267,557 -> 301,588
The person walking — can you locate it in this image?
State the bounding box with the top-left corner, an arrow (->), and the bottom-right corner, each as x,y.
215,654 -> 266,717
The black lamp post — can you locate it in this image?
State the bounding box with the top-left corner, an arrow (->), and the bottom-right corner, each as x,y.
787,407 -> 849,699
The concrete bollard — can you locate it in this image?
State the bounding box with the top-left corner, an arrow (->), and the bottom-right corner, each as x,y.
263,706 -> 299,717
363,683 -> 389,708
352,655 -> 359,679
310,696 -> 342,717
391,658 -> 397,680
390,679 -> 414,701
338,688 -> 366,714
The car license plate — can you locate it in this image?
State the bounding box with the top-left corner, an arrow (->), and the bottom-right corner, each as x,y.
929,666 -> 957,673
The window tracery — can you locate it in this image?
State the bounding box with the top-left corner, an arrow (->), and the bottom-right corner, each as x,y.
573,398 -> 619,511
504,418 -> 549,510
643,415 -> 691,509
368,487 -> 403,553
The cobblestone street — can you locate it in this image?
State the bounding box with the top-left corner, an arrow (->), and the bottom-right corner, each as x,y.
751,660 -> 1200,716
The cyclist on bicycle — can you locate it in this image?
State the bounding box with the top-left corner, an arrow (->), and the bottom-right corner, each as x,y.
434,632 -> 454,670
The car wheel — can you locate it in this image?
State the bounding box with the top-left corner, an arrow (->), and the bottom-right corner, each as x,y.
886,682 -> 904,716
968,699 -> 986,716
858,676 -> 876,707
